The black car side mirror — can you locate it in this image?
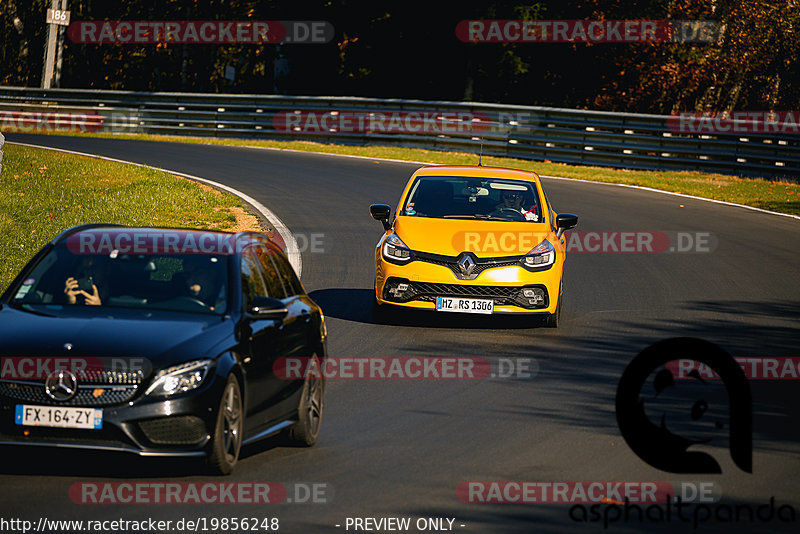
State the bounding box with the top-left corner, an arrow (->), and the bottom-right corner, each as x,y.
556,213 -> 579,238
370,204 -> 392,231
249,296 -> 288,319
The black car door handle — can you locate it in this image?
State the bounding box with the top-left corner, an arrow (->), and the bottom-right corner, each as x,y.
301,310 -> 312,323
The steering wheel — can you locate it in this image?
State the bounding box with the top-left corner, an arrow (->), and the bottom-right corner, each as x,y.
488,208 -> 527,221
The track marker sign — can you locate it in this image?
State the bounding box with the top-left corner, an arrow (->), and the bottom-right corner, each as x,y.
46,9 -> 70,26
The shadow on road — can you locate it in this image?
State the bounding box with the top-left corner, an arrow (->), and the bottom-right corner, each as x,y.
308,287 -> 551,329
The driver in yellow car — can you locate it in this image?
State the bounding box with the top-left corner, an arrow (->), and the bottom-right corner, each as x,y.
496,191 -> 539,221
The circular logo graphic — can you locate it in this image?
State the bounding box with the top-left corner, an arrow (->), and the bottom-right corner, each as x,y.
45,370 -> 78,401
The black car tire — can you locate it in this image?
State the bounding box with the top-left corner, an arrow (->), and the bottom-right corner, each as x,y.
207,374 -> 243,475
543,284 -> 562,328
287,354 -> 324,446
372,293 -> 393,324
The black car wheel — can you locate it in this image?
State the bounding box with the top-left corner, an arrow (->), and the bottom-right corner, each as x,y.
373,292 -> 400,324
372,296 -> 387,324
543,283 -> 562,328
207,374 -> 243,475
288,354 -> 324,446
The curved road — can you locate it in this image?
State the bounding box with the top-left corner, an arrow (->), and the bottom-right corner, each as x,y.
2,134 -> 800,533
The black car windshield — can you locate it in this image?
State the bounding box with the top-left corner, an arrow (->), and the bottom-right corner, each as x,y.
401,176 -> 543,222
10,244 -> 230,315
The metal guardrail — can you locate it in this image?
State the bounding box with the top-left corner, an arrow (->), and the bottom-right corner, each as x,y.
0,86 -> 798,178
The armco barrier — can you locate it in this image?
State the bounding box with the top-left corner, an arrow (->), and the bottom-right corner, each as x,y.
0,86 -> 797,178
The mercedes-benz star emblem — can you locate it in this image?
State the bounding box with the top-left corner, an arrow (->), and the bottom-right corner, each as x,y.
45,370 -> 78,401
457,254 -> 476,276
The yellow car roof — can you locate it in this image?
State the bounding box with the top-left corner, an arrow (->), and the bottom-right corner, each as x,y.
412,165 -> 540,181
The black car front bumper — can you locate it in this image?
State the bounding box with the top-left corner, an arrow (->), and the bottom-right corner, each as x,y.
0,373 -> 227,457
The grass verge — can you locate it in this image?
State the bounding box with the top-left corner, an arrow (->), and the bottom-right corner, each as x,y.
18,131 -> 800,216
0,143 -> 261,292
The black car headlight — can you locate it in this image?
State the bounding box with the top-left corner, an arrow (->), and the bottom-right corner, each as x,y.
144,360 -> 212,398
522,239 -> 555,269
382,234 -> 413,263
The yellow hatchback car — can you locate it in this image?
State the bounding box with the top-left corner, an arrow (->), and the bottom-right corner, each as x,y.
370,166 -> 578,326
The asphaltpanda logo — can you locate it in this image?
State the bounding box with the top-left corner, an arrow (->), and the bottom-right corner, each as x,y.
616,337 -> 752,474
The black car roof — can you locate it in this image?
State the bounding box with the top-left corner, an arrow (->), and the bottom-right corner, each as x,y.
51,224 -> 275,254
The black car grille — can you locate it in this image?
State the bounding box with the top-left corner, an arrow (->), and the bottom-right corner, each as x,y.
72,369 -> 144,385
383,278 -> 549,309
415,282 -> 520,298
138,416 -> 208,445
0,381 -> 139,407
0,368 -> 144,407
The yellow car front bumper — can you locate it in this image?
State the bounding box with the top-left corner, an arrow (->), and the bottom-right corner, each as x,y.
374,252 -> 563,315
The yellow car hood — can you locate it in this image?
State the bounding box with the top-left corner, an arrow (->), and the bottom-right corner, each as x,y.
394,216 -> 551,257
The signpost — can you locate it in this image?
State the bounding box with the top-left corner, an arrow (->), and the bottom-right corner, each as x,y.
42,0 -> 70,89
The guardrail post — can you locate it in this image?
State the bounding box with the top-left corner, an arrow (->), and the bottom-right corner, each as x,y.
0,131 -> 4,176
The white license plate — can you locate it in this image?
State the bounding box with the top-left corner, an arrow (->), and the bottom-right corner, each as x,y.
435,296 -> 494,314
15,405 -> 102,429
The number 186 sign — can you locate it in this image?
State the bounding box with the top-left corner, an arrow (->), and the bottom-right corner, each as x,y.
46,9 -> 71,26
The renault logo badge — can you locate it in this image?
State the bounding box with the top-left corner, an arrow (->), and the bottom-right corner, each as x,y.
457,254 -> 476,276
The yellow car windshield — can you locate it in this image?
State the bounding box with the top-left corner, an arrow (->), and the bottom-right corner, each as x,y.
403,177 -> 542,222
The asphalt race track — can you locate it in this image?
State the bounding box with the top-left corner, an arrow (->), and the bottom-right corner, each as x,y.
2,133 -> 800,533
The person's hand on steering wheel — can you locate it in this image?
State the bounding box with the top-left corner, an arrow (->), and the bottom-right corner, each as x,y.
488,207 -> 527,221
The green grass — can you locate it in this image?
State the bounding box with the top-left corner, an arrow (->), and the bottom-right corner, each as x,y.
0,143 -> 253,292
25,130 -> 800,216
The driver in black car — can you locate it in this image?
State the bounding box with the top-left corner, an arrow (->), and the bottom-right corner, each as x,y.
182,258 -> 223,311
495,191 -> 539,221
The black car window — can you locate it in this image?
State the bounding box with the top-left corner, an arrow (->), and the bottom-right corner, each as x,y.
255,245 -> 287,299
269,247 -> 304,296
8,244 -> 229,315
240,249 -> 268,307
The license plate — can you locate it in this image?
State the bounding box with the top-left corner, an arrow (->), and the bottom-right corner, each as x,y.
15,405 -> 102,429
435,296 -> 494,314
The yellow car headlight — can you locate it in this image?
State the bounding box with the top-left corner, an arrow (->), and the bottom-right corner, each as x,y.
382,234 -> 413,263
522,239 -> 555,269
